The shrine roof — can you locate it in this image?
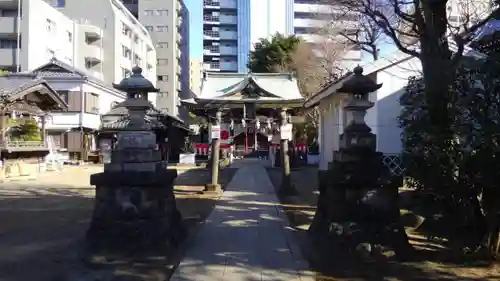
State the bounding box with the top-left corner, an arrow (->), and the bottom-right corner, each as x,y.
0,76 -> 68,113
195,72 -> 304,102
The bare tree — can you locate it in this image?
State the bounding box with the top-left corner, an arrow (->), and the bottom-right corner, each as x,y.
290,39 -> 349,133
316,1 -> 386,61
320,0 -> 498,157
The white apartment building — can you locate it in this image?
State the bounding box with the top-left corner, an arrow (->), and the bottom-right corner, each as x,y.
0,0 -> 76,72
189,58 -> 203,95
44,0 -> 158,104
291,1 -> 361,64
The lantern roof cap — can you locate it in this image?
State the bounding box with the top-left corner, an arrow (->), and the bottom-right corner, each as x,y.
338,65 -> 382,94
112,66 -> 159,93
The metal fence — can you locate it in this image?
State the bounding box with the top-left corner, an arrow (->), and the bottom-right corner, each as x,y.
382,153 -> 406,177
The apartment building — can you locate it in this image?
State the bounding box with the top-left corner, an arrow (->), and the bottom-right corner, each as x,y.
120,0 -> 190,117
249,0 -> 290,47
0,0 -> 77,72
203,0 -> 250,73
189,59 -> 203,95
44,0 -> 157,101
246,0 -> 361,67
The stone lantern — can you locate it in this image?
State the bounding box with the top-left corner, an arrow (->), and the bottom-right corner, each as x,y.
322,66 -> 410,258
337,65 -> 382,152
86,66 -> 185,252
330,65 -> 386,196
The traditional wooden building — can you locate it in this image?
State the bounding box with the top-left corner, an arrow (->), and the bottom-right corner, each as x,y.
96,68 -> 191,163
6,58 -> 130,161
182,72 -> 304,156
0,75 -> 68,159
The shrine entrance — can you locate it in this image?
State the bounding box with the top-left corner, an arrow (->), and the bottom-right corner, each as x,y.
182,72 -> 304,159
232,131 -> 269,157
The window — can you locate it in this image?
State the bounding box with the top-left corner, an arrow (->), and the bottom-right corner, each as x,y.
67,31 -> 72,42
85,93 -> 99,114
0,39 -> 17,48
157,75 -> 168,81
157,59 -> 168,65
55,0 -> 65,7
85,60 -> 94,69
121,22 -> 131,36
144,10 -> 154,16
158,92 -> 168,98
156,9 -> 168,16
156,42 -> 168,49
134,54 -> 142,66
58,91 -> 69,103
46,19 -> 56,33
122,45 -> 131,59
155,25 -> 168,32
145,25 -> 153,32
121,67 -> 131,78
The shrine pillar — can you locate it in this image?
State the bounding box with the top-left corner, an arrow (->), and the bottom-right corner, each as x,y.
278,108 -> 296,195
41,115 -> 46,145
206,110 -> 222,192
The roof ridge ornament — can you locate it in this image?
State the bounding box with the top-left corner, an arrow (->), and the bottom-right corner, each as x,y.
353,65 -> 363,76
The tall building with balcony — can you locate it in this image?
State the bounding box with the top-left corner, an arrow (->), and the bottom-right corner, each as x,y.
247,0 -> 361,66
43,0 -> 157,103
249,0 -> 290,48
0,0 -> 78,72
119,0 -> 190,116
203,0 -> 250,73
290,0 -> 361,64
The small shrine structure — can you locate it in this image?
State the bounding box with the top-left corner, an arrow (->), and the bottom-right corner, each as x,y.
182,71 -> 304,193
96,79 -> 191,164
87,67 -> 185,251
0,76 -> 68,156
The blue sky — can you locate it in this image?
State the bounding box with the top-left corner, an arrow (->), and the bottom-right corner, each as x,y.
185,0 -> 203,59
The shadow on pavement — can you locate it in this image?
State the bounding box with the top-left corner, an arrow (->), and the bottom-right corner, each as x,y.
0,183 -> 93,281
0,167 -> 240,281
266,168 -> 500,281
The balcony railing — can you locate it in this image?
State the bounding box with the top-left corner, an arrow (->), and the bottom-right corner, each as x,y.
204,15 -> 219,22
204,30 -> 220,37
204,47 -> 220,54
204,0 -> 220,6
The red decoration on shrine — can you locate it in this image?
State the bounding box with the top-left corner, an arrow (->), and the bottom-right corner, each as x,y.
221,130 -> 230,140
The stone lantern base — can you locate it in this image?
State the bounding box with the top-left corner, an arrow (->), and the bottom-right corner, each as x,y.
317,144 -> 411,258
87,169 -> 185,252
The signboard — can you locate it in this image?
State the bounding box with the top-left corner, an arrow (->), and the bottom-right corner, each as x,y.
211,125 -> 221,139
117,132 -> 156,149
280,124 -> 293,140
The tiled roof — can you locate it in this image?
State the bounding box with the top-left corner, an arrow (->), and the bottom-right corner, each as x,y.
196,72 -> 304,101
0,76 -> 43,96
0,76 -> 68,110
19,58 -> 122,95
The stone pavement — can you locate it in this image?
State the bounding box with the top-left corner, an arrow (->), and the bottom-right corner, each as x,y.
171,160 -> 313,281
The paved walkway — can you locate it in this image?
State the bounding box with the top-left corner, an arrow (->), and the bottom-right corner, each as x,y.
171,160 -> 313,281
